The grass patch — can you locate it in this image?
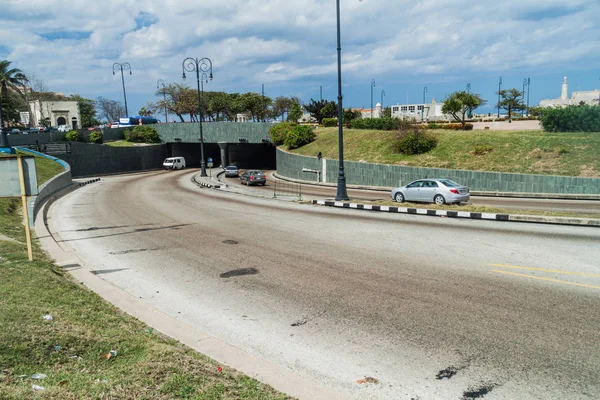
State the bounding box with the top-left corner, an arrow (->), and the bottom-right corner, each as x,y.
0,198 -> 292,399
355,198 -> 600,219
1,150 -> 64,187
291,128 -> 600,177
104,141 -> 152,147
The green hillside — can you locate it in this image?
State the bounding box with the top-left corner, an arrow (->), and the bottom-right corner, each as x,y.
289,128 -> 600,177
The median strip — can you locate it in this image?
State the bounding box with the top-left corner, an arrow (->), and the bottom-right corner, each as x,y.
311,200 -> 600,227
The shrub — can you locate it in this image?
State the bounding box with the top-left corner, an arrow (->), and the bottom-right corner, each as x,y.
269,122 -> 297,146
348,116 -> 404,130
322,118 -> 338,127
472,145 -> 493,156
429,122 -> 473,130
395,126 -> 437,155
284,125 -> 316,149
125,125 -> 161,143
540,104 -> 600,132
65,130 -> 79,141
89,130 -> 103,144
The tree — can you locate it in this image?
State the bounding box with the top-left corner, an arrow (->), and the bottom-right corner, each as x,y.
272,96 -> 293,121
0,60 -> 29,128
343,108 -> 361,122
68,94 -> 98,127
497,88 -> 524,120
304,98 -> 337,124
287,100 -> 303,122
96,96 -> 125,123
442,91 -> 485,128
138,106 -> 152,116
383,107 -> 392,118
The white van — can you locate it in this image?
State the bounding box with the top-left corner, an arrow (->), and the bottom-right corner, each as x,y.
163,157 -> 186,170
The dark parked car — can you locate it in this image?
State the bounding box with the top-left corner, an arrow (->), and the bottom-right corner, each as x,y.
224,166 -> 239,177
240,170 -> 266,186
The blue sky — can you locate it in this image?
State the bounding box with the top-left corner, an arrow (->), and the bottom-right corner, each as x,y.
1,0 -> 599,118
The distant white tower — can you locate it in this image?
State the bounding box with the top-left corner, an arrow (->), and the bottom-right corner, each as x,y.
561,77 -> 568,100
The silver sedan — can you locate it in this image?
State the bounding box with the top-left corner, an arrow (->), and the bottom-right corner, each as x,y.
391,179 -> 470,205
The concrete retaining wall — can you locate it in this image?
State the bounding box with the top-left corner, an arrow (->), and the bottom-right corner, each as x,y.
58,142 -> 168,178
276,148 -> 600,194
155,122 -> 272,143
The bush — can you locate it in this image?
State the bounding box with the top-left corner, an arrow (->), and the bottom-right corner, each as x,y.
284,125 -> 316,149
269,122 -> 297,146
395,126 -> 437,155
322,118 -> 338,127
540,104 -> 600,132
348,117 -> 405,130
65,130 -> 79,141
89,130 -> 103,144
428,122 -> 473,130
125,125 -> 161,143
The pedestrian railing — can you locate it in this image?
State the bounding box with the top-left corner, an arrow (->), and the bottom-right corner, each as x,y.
273,181 -> 302,201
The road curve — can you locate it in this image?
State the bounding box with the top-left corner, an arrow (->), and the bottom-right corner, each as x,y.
226,171 -> 600,214
48,170 -> 600,399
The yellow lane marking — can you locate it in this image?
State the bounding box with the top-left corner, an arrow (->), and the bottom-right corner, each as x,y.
490,264 -> 600,277
492,270 -> 600,290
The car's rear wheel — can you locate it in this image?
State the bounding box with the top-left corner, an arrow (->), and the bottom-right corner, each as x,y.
394,192 -> 405,203
434,194 -> 445,205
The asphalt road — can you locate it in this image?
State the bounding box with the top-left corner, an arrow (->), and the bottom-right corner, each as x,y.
224,171 -> 600,214
48,170 -> 600,399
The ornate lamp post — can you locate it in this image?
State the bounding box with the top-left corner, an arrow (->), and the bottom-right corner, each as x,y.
381,89 -> 386,110
182,57 -> 213,177
112,62 -> 132,118
370,79 -> 376,118
497,76 -> 502,118
466,83 -> 472,118
335,0 -> 348,201
422,86 -> 428,121
157,79 -> 168,123
526,77 -> 531,117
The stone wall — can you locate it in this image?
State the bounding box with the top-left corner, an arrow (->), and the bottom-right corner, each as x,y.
276,148 -> 600,194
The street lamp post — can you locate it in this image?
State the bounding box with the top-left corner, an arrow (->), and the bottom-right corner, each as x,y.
182,57 -> 213,177
112,62 -> 132,118
157,79 -> 168,123
335,0 -> 348,201
497,76 -> 502,118
261,83 -> 265,122
381,90 -> 385,110
522,79 -> 528,117
320,85 -> 323,101
370,79 -> 376,118
422,86 -> 428,121
525,78 -> 531,117
466,83 -> 472,118
0,95 -> 8,148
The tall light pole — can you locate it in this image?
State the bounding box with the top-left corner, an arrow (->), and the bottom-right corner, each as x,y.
370,79 -> 376,118
112,62 -> 131,118
381,89 -> 385,110
261,83 -> 265,122
497,76 -> 502,118
157,79 -> 168,123
0,95 -> 8,149
422,86 -> 428,121
466,83 -> 472,118
522,78 -> 528,117
320,85 -> 323,101
335,0 -> 348,201
526,78 -> 531,117
182,57 -> 213,177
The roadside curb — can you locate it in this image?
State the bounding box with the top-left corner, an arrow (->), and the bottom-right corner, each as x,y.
35,186 -> 348,400
311,200 -> 600,227
192,174 -> 225,189
77,177 -> 101,187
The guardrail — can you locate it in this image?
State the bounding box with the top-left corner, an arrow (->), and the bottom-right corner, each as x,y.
273,181 -> 302,201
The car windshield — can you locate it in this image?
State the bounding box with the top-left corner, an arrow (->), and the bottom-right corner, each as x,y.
438,179 -> 461,187
164,160 -> 173,163
226,167 -> 237,170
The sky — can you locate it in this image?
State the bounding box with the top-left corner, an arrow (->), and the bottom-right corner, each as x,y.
1,0 -> 600,119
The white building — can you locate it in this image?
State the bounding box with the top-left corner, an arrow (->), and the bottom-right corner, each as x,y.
539,77 -> 600,108
390,98 -> 446,121
358,103 -> 383,119
28,100 -> 82,129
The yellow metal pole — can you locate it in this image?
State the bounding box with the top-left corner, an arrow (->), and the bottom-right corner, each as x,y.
17,155 -> 33,261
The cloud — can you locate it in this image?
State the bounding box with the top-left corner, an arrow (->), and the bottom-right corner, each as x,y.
0,0 -> 598,111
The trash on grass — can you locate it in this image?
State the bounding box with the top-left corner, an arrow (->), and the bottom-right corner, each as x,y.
42,315 -> 53,321
32,384 -> 45,391
55,346 -> 61,351
217,366 -> 223,372
31,373 -> 47,380
146,328 -> 153,333
356,377 -> 379,384
105,350 -> 118,360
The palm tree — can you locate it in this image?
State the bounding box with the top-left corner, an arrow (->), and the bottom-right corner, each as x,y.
0,60 -> 28,132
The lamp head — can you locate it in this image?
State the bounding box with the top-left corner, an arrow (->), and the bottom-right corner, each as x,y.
112,71 -> 115,75
209,72 -> 213,81
182,72 -> 186,80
